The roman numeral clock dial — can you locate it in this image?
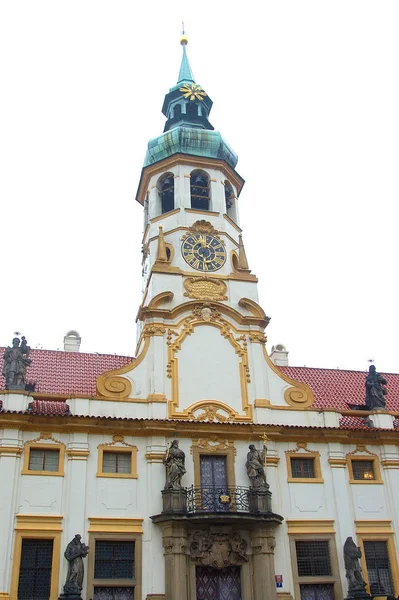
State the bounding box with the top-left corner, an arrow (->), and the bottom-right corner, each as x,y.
181,233 -> 227,272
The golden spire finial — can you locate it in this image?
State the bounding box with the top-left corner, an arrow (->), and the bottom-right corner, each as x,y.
156,225 -> 168,262
260,433 -> 268,466
180,21 -> 188,46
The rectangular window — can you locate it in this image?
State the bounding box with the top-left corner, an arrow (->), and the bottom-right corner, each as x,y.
17,539 -> 53,600
102,451 -> 132,474
363,541 -> 394,595
28,449 -> 59,472
296,541 -> 332,577
351,460 -> 375,481
299,583 -> 334,600
291,458 -> 315,479
94,541 -> 135,579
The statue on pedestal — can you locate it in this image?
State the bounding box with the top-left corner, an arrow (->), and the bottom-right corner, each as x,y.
164,440 -> 186,490
245,445 -> 267,489
2,336 -> 32,389
344,537 -> 369,599
60,534 -> 89,599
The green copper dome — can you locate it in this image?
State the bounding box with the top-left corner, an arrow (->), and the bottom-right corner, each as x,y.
143,36 -> 238,170
144,127 -> 238,169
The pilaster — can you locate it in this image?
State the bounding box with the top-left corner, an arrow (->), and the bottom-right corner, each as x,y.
161,522 -> 189,600
250,527 -> 279,600
0,430 -> 23,596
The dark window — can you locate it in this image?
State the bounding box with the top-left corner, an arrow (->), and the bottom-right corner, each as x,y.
187,102 -> 198,118
28,449 -> 59,472
190,171 -> 210,211
94,541 -> 135,579
160,174 -> 174,214
224,181 -> 234,211
102,452 -> 131,474
291,457 -> 316,479
296,541 -> 332,577
299,583 -> 334,600
93,588 -> 134,600
352,460 -> 375,480
165,247 -> 171,261
173,104 -> 182,118
18,539 -> 53,600
364,541 -> 394,595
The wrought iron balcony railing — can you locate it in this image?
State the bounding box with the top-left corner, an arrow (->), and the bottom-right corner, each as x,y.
186,485 -> 250,514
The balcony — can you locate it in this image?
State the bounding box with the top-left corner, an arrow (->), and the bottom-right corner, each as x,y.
186,485 -> 250,514
151,484 -> 283,527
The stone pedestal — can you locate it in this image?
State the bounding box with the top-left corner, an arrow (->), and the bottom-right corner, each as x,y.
58,594 -> 82,600
248,488 -> 272,513
162,489 -> 187,513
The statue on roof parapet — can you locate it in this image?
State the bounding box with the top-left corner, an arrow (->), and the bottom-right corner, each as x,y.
2,336 -> 32,390
365,364 -> 387,410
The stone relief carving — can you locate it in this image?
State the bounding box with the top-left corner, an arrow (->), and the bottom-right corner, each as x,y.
188,531 -> 248,568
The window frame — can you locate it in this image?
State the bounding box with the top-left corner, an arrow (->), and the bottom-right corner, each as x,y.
288,531 -> 342,600
10,515 -> 62,600
97,445 -> 138,479
191,439 -> 236,489
22,441 -> 65,477
285,447 -> 323,483
348,455 -> 383,484
356,521 -> 399,596
87,529 -> 142,600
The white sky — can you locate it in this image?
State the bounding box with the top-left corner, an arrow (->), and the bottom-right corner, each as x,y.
1,1 -> 398,373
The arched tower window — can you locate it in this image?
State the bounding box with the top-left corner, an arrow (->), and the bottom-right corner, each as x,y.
158,173 -> 175,214
224,180 -> 237,222
190,170 -> 210,211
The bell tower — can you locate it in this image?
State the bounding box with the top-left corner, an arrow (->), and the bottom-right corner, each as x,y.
136,34 -> 259,344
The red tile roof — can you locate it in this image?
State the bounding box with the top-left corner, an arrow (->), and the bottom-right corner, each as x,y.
279,366 -> 399,412
0,348 -> 133,396
28,399 -> 70,415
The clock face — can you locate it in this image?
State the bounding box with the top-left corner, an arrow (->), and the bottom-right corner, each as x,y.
181,233 -> 226,272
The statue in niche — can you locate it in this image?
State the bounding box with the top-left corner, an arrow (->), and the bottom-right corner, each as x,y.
62,534 -> 89,596
365,365 -> 388,410
163,439 -> 186,490
2,336 -> 31,388
343,537 -> 368,597
245,444 -> 267,489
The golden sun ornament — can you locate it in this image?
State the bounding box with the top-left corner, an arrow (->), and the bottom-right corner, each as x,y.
179,83 -> 207,101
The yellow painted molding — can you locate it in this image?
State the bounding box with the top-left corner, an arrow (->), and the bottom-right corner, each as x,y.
147,393 -> 167,403
328,458 -> 347,468
266,456 -> 280,466
150,208 -> 180,223
254,398 -> 271,408
97,337 -> 150,399
183,276 -> 228,301
0,446 -> 23,456
146,595 -> 166,600
263,346 -> 314,408
287,520 -> 335,534
223,213 -> 242,232
145,452 -> 165,463
355,520 -> 393,534
185,208 -> 220,216
238,297 -> 268,321
15,514 -> 63,531
0,593 -> 10,599
381,459 -> 399,469
148,291 -> 174,309
88,517 -> 143,533
66,449 -> 90,460
277,594 -> 294,600
347,449 -> 383,484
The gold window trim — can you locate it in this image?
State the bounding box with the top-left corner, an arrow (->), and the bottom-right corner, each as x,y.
21,434 -> 65,477
87,529 -> 142,600
285,442 -> 323,483
288,530 -> 343,600
355,521 -> 399,596
10,515 -> 63,600
191,438 -> 236,488
346,446 -> 383,484
97,436 -> 138,479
